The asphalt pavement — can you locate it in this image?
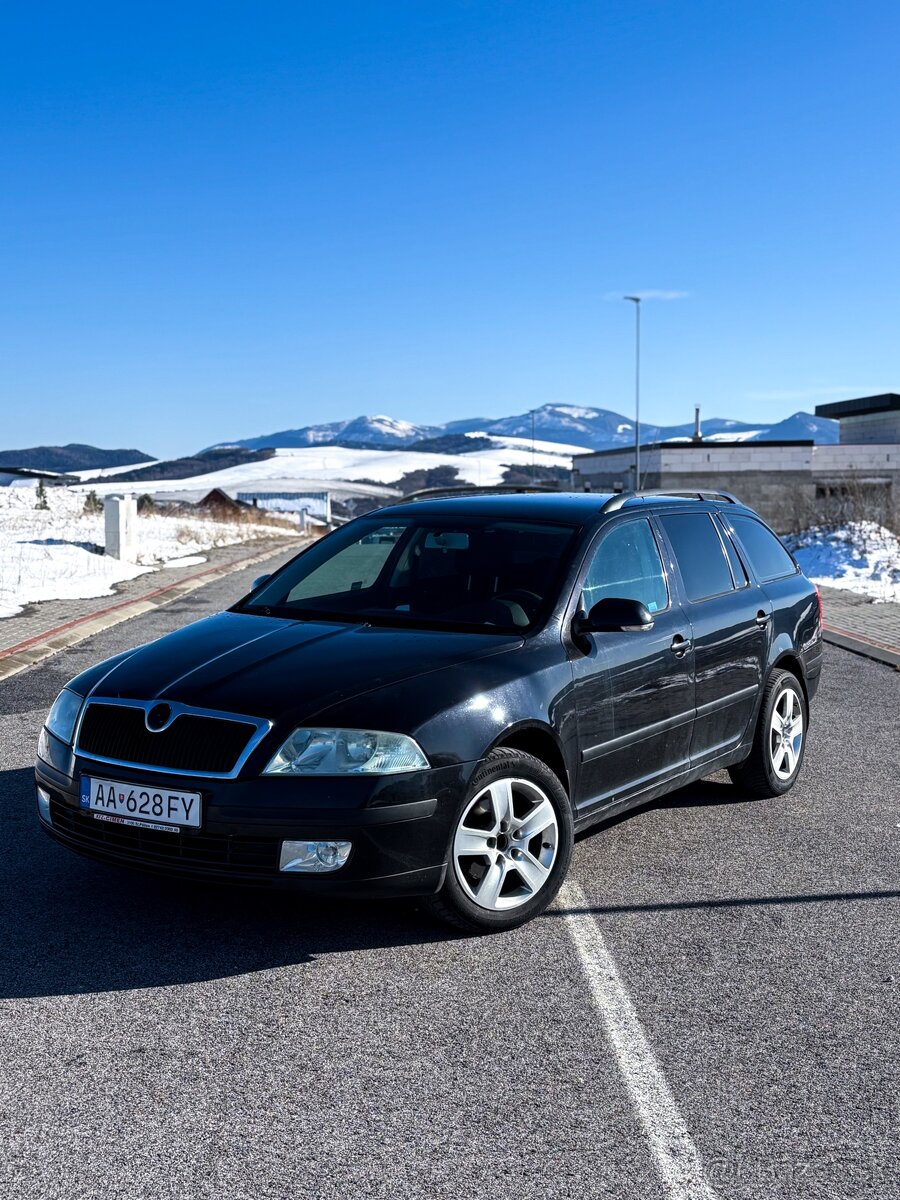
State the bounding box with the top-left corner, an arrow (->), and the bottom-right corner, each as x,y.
0,559 -> 897,1200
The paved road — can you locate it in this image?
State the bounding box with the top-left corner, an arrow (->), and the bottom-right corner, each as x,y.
819,585 -> 900,662
0,559 -> 897,1200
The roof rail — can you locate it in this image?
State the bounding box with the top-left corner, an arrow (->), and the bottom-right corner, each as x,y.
393,484 -> 560,504
600,488 -> 740,514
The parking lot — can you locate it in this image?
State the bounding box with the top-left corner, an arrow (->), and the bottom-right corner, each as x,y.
1,557 -> 897,1200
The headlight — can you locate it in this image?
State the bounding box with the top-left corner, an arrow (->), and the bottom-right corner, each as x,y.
44,688 -> 84,746
263,727 -> 429,776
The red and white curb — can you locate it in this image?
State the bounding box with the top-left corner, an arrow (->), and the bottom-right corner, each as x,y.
821,623 -> 900,669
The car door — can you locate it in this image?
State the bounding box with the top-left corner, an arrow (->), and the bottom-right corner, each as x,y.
570,516 -> 695,815
656,510 -> 769,768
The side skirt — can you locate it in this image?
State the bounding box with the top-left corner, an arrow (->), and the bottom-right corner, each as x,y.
573,744 -> 751,835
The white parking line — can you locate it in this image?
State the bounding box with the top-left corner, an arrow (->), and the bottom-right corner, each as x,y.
559,880 -> 720,1200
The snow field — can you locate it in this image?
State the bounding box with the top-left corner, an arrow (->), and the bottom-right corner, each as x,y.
786,521 -> 900,603
71,441 -> 580,496
0,486 -> 297,618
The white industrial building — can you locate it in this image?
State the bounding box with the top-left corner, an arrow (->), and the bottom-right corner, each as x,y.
572,394 -> 899,531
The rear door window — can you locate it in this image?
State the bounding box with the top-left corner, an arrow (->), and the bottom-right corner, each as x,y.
659,513 -> 735,602
729,516 -> 797,582
581,518 -> 668,614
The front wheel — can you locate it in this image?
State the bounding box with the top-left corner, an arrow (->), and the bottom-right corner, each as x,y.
729,669 -> 808,798
422,747 -> 574,933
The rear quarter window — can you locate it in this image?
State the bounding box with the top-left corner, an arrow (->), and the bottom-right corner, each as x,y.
715,518 -> 748,588
729,516 -> 797,582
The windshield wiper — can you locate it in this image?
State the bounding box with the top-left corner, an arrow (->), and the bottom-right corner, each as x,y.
238,603 -> 519,634
356,609 -> 517,634
238,604 -> 363,624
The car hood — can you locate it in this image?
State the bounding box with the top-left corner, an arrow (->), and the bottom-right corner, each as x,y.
80,610 -> 522,725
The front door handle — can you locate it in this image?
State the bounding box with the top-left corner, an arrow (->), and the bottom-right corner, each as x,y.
756,610 -> 771,628
670,634 -> 691,656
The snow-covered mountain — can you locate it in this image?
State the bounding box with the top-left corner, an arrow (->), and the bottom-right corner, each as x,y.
211,414 -> 439,451
342,414 -> 439,445
470,405 -> 638,446
752,412 -> 838,442
210,404 -> 838,454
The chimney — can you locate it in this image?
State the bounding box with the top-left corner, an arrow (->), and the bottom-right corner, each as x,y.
692,405 -> 703,442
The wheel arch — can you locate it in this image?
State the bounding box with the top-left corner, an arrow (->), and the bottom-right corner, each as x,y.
770,650 -> 809,701
487,721 -> 571,797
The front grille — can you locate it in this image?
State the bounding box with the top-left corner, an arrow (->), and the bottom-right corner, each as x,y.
48,797 -> 280,879
77,702 -> 256,775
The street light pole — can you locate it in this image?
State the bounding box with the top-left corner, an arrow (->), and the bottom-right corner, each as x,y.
624,295 -> 641,488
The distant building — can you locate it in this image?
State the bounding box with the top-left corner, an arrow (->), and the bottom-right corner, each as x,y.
197,488 -> 252,515
573,394 -> 899,531
236,489 -> 333,524
152,478 -> 398,513
814,393 -> 900,444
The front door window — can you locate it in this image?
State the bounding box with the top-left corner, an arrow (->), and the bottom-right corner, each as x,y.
580,518 -> 668,615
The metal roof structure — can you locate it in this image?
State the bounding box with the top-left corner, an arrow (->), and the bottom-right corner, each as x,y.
814,393 -> 900,419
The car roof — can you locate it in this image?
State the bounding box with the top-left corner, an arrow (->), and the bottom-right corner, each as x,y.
375,490 -> 757,525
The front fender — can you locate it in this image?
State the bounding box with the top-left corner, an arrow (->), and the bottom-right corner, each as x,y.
310,637 -> 577,776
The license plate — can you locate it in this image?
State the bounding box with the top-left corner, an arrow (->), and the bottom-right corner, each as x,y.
80,776 -> 202,832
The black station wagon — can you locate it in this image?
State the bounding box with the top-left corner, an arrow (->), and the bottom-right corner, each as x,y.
36,490 -> 823,931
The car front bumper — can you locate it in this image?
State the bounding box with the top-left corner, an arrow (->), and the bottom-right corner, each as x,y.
35,734 -> 472,896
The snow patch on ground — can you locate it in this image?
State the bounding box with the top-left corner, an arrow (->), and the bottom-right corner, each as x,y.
467,431 -> 593,456
162,555 -> 207,569
786,522 -> 900,603
71,460 -> 163,480
0,487 -> 295,618
704,430 -> 764,443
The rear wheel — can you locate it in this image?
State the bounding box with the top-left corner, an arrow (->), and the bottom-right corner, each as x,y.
423,747 -> 574,933
729,669 -> 807,798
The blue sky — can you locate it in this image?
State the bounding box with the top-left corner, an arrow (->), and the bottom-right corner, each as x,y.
1,1 -> 898,457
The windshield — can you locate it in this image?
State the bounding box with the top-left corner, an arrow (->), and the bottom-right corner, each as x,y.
240,515 -> 580,633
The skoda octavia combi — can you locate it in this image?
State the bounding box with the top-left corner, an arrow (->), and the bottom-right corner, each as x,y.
36,490 -> 823,932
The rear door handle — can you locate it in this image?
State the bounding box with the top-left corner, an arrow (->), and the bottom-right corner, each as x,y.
756,610 -> 771,628
670,634 -> 691,656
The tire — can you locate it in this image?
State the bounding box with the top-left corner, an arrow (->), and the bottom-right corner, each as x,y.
728,668 -> 808,799
422,747 -> 574,934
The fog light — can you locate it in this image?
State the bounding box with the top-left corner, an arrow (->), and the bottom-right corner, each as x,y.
279,839 -> 352,874
36,786 -> 52,824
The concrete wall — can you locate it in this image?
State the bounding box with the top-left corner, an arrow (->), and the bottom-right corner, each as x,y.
572,465 -> 812,531
574,443 -> 815,478
661,445 -> 813,473
812,443 -> 898,474
573,445 -> 817,529
837,411 -> 900,445
572,441 -> 900,532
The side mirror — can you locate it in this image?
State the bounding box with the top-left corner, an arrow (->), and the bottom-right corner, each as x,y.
251,574 -> 271,591
580,596 -> 654,633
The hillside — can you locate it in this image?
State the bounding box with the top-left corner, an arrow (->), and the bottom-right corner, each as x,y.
71,438 -> 583,498
0,443 -> 155,473
81,447 -> 276,484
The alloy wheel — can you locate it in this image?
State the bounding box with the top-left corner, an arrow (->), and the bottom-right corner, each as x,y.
769,685 -> 804,780
452,777 -> 559,911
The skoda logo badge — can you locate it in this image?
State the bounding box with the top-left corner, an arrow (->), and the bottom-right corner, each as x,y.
146,703 -> 172,731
